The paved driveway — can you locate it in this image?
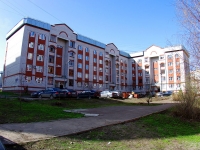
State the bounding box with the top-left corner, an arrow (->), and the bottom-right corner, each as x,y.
0,103 -> 175,144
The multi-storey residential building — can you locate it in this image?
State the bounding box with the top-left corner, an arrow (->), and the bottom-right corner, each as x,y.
2,18 -> 190,93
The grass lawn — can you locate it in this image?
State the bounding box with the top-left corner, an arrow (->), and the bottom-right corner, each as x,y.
0,97 -> 158,124
5,109 -> 200,150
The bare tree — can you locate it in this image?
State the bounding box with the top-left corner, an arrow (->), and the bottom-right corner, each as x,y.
177,0 -> 200,69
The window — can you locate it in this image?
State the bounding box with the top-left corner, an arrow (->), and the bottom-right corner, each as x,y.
177,84 -> 181,87
77,82 -> 82,87
116,70 -> 119,76
78,72 -> 82,78
99,84 -> 102,88
161,76 -> 166,81
145,57 -> 148,62
94,58 -> 97,63
70,41 -> 75,48
99,76 -> 102,80
49,46 -> 55,53
93,75 -> 96,80
85,47 -> 89,52
37,55 -> 43,61
30,31 -> 35,37
27,64 -> 32,71
49,55 -> 54,63
175,54 -> 179,58
36,66 -> 43,72
132,67 -> 135,70
69,60 -> 74,67
99,67 -> 102,72
93,83 -> 97,88
27,53 -> 33,60
106,61 -> 109,66
169,77 -> 173,81
169,69 -> 173,74
85,73 -> 89,79
139,73 -> 142,76
117,77 -> 119,82
176,69 -> 180,72
146,77 -> 150,83
48,77 -> 53,85
160,55 -> 164,60
85,83 -> 88,87
99,60 -> 103,64
139,79 -> 143,83
69,69 -> 74,76
69,52 -> 74,57
69,79 -> 74,86
160,63 -> 165,67
138,66 -> 142,70
105,68 -> 108,73
50,35 -> 56,42
93,50 -> 97,55
168,55 -> 173,59
132,73 -> 135,77
36,77 -> 42,83
39,34 -> 45,40
48,66 -> 54,73
85,56 -> 89,61
168,62 -> 173,66
138,59 -> 142,63
99,52 -> 103,56
132,60 -> 135,64
138,86 -> 143,90
94,66 -> 97,71
169,84 -> 174,88
26,76 -> 31,82
176,62 -> 180,66
29,42 -> 34,48
38,44 -> 44,50
78,54 -> 82,59
105,75 -> 108,81
78,63 -> 82,68
177,76 -> 181,80
85,65 -> 89,70
145,71 -> 149,75
78,45 -> 82,50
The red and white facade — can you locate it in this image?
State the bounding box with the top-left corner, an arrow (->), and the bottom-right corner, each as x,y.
3,18 -> 190,92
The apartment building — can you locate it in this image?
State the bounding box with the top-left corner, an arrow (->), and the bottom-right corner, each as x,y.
3,18 -> 190,92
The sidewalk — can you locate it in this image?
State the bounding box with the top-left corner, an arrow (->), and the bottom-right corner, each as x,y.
0,103 -> 175,145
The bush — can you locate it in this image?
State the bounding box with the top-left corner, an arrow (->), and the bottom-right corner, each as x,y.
172,84 -> 200,120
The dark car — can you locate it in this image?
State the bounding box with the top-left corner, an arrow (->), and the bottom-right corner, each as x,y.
40,88 -> 65,99
163,91 -> 173,96
77,90 -> 96,99
31,90 -> 44,98
62,89 -> 77,98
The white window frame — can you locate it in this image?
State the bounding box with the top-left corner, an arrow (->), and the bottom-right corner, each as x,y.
78,72 -> 82,78
36,77 -> 42,83
37,55 -> 43,61
78,63 -> 82,68
39,34 -> 45,40
78,54 -> 82,59
36,66 -> 43,72
26,76 -> 31,82
28,53 -> 33,60
29,42 -> 34,48
38,44 -> 44,50
27,64 -> 32,71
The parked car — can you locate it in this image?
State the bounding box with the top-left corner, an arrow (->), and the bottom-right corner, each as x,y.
111,91 -> 122,98
77,90 -> 96,99
99,91 -> 112,98
39,88 -> 65,99
31,90 -> 45,98
156,92 -> 163,97
163,91 -> 173,96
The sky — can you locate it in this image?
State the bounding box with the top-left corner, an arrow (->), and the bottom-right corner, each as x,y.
0,0 -> 184,71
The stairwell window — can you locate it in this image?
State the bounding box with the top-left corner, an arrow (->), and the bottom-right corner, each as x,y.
50,35 -> 56,42
70,41 -> 75,48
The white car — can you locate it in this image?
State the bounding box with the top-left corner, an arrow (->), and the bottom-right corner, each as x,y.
156,92 -> 163,97
99,91 -> 112,98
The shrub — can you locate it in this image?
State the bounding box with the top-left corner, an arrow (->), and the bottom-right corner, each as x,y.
173,83 -> 200,120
